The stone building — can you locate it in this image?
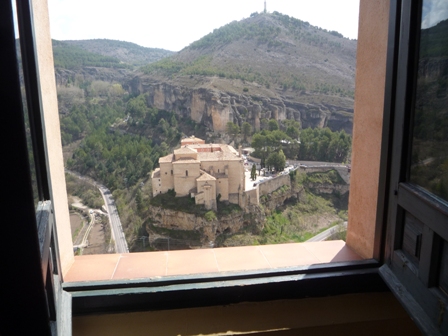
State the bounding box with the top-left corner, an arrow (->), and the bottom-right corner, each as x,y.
152,137 -> 245,210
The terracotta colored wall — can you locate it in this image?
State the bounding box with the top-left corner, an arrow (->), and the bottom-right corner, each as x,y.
32,0 -> 74,275
346,0 -> 390,258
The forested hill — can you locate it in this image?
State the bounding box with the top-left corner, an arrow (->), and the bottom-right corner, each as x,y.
52,39 -> 173,104
52,40 -> 125,69
52,39 -> 173,69
140,11 -> 357,103
61,39 -> 174,67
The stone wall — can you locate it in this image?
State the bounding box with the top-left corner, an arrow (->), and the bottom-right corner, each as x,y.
173,161 -> 200,196
244,188 -> 259,206
258,175 -> 291,197
228,193 -> 240,205
159,162 -> 174,193
248,156 -> 261,164
306,183 -> 350,195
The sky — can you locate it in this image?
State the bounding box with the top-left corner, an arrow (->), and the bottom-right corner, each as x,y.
421,0 -> 448,29
47,0 -> 360,51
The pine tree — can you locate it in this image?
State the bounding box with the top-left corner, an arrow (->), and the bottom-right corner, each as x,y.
251,163 -> 257,181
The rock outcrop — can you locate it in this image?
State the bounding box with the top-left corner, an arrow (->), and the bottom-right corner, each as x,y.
54,67 -> 131,87
127,79 -> 354,134
147,205 -> 265,246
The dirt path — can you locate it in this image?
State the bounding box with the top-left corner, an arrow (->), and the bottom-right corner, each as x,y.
69,193 -> 111,254
70,213 -> 83,238
83,215 -> 111,255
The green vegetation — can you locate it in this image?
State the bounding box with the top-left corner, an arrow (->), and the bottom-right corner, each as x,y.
226,121 -> 240,137
147,223 -> 202,242
251,124 -> 351,165
302,170 -> 345,185
242,122 -> 252,141
60,39 -> 174,66
251,164 -> 257,181
298,127 -> 351,162
258,178 -> 344,245
251,127 -> 298,167
60,99 -> 125,145
65,173 -> 103,208
419,19 -> 448,58
205,211 -> 217,221
188,17 -> 281,49
150,191 -> 206,215
52,40 -> 128,70
68,131 -> 158,190
217,202 -> 242,217
266,149 -> 286,172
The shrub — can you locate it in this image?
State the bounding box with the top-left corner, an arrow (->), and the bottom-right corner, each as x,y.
205,211 -> 217,221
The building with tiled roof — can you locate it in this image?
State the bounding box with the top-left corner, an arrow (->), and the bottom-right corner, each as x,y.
151,137 -> 245,210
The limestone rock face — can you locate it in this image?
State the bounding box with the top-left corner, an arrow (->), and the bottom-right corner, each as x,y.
147,205 -> 265,245
55,67 -> 130,87
127,78 -> 354,135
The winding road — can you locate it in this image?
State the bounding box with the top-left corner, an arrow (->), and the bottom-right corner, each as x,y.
66,170 -> 129,254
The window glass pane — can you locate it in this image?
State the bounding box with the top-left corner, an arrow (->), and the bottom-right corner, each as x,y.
12,0 -> 40,208
410,0 -> 448,202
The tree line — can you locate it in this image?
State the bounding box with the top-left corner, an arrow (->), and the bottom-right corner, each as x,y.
52,40 -> 129,70
247,119 -> 351,167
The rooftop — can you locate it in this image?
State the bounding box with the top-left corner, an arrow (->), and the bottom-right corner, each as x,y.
159,154 -> 174,163
174,147 -> 197,155
197,172 -> 216,181
172,159 -> 200,164
197,150 -> 241,161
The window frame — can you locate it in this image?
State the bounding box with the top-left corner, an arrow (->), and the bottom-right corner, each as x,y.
379,0 -> 448,334
60,0 -> 395,315
1,0 -> 59,334
2,0 -> 420,333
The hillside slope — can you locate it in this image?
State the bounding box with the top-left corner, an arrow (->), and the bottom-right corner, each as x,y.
62,39 -> 174,66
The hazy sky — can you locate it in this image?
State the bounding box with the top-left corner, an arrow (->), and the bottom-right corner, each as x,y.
47,0 -> 360,51
422,0 -> 448,29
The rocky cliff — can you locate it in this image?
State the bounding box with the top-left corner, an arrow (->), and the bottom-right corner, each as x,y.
127,79 -> 354,134
147,204 -> 265,246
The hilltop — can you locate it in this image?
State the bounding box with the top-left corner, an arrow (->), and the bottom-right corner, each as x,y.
143,12 -> 355,97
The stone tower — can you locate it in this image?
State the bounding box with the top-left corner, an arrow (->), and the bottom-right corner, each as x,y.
264,1 -> 267,13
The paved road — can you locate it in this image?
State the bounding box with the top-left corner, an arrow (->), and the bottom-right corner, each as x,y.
306,222 -> 348,242
98,185 -> 129,253
66,170 -> 129,254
